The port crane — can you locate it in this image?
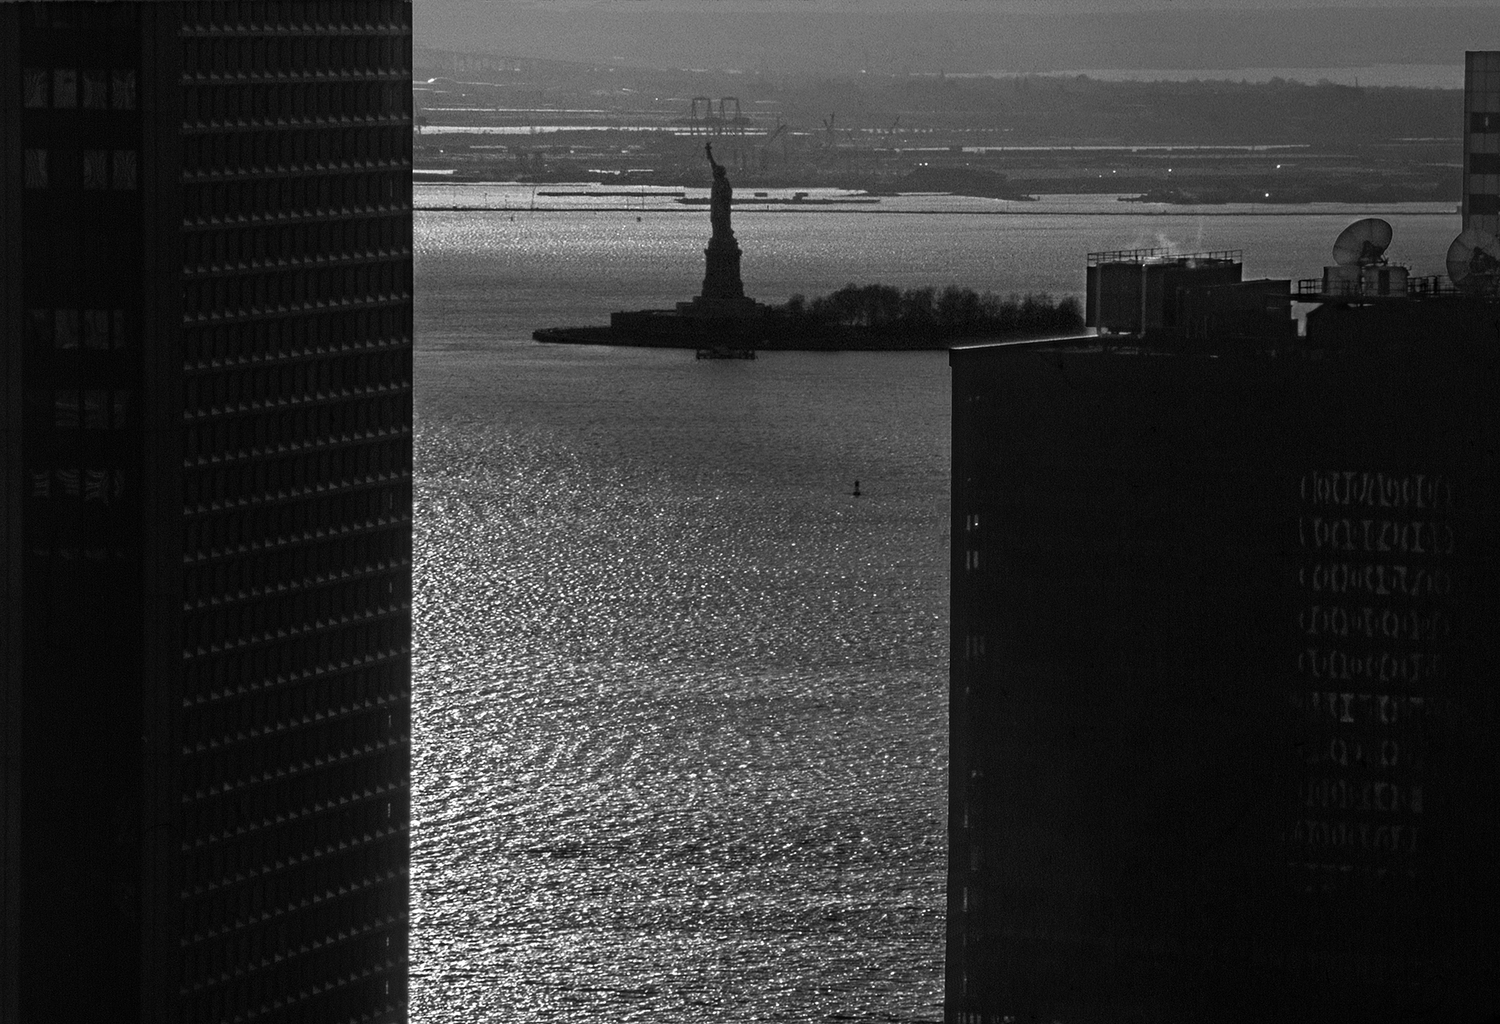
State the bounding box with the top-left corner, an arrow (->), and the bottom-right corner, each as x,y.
757,120 -> 787,171
688,96 -> 748,136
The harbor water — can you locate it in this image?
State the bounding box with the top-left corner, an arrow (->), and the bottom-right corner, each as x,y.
409,190 -> 1460,1023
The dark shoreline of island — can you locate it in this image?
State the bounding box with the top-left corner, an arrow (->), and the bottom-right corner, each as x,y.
532,325 -> 1079,352
535,285 -> 1085,352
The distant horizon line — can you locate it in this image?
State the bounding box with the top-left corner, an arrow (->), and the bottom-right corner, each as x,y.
441,2 -> 1497,12
412,46 -> 1467,90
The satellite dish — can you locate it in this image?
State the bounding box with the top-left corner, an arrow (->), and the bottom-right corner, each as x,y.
1446,229 -> 1500,292
1333,218 -> 1394,267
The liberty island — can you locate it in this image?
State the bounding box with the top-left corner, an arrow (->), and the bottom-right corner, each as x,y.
531,145 -> 1082,352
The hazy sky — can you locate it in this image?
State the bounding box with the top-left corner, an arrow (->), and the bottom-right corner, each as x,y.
430,0 -> 1488,11
416,2 -> 1497,78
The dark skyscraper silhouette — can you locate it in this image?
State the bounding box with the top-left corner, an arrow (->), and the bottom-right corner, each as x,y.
947,333 -> 1500,1023
1,3 -> 414,1021
1463,51 -> 1500,238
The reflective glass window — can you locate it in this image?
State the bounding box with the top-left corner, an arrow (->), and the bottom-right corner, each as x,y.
84,310 -> 110,349
24,149 -> 47,188
54,391 -> 80,429
113,150 -> 138,190
84,469 -> 109,504
83,391 -> 109,430
111,70 -> 137,110
52,69 -> 77,108
54,310 -> 79,349
83,150 -> 110,189
82,71 -> 109,109
26,309 -> 52,349
23,69 -> 48,107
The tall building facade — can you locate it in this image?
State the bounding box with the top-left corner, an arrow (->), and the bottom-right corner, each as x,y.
1464,51 -> 1500,237
1,3 -> 414,1021
947,339 -> 1500,1023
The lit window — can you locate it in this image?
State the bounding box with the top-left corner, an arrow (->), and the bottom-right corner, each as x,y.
111,70 -> 136,110
23,69 -> 48,107
112,150 -> 138,190
54,310 -> 79,349
83,150 -> 109,189
24,149 -> 47,188
82,71 -> 108,109
52,70 -> 77,108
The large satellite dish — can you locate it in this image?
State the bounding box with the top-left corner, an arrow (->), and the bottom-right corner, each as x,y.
1446,229 -> 1500,292
1332,218 -> 1394,267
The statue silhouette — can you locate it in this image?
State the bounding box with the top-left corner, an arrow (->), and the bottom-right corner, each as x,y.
705,143 -> 733,243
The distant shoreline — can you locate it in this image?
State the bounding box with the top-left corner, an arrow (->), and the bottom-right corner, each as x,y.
418,204 -> 1457,218
532,326 -> 1068,352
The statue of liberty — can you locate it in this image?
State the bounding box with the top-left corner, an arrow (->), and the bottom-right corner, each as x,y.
682,140 -> 752,314
705,143 -> 733,243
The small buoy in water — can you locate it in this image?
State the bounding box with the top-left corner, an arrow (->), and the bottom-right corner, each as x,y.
636,216 -> 642,222
851,480 -> 861,497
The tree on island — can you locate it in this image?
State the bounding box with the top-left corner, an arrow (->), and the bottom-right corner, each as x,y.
772,283 -> 1083,341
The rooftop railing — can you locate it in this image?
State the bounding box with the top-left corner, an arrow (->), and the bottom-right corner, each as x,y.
1087,248 -> 1243,266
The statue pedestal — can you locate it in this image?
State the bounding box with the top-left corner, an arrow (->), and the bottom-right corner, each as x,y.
700,236 -> 746,302
676,294 -> 763,319
676,234 -> 761,319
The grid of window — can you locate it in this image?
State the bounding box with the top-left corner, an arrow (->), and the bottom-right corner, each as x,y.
10,7 -> 154,1019
174,3 -> 412,1021
19,22 -> 144,562
1465,52 -> 1500,236
23,146 -> 139,190
22,66 -> 136,110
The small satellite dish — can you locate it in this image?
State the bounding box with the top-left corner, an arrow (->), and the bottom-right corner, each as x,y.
1333,218 -> 1394,267
1446,229 -> 1500,292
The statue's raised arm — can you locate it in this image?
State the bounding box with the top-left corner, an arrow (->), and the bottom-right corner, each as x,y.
705,142 -> 722,172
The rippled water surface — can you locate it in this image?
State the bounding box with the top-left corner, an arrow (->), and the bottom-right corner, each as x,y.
412,340 -> 950,1023
409,196 -> 1462,1023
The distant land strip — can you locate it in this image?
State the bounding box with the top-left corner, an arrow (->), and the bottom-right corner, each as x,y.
417,205 -> 1458,218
